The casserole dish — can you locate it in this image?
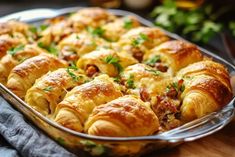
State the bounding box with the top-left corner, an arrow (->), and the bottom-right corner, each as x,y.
0,7 -> 234,157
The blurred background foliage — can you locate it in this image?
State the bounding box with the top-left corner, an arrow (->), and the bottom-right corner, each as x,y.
151,0 -> 235,44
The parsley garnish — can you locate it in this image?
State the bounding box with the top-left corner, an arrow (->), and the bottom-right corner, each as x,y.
103,55 -> 123,73
123,17 -> 133,29
43,86 -> 53,92
39,24 -> 48,31
29,26 -> 37,34
7,45 -> 25,56
87,27 -> 105,37
76,35 -> 80,40
126,74 -> 135,89
166,80 -> 185,93
145,68 -> 161,76
37,42 -> 58,56
145,55 -> 161,66
131,33 -> 149,47
113,77 -> 121,83
29,24 -> 48,34
66,66 -> 82,82
180,84 -> 185,92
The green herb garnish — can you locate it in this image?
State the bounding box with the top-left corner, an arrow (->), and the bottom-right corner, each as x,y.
37,42 -> 58,56
166,79 -> 185,93
145,68 -> 161,76
76,35 -> 80,40
39,24 -> 49,31
145,55 -> 161,66
113,77 -> 121,83
7,45 -> 25,56
123,17 -> 133,29
66,66 -> 82,82
87,26 -> 105,37
29,26 -> 37,34
180,84 -> 185,92
43,86 -> 53,92
29,24 -> 48,34
126,74 -> 135,89
131,33 -> 148,47
103,55 -> 123,73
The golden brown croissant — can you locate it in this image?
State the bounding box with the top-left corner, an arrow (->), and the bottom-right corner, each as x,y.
69,7 -> 116,31
0,33 -> 27,58
38,19 -> 73,45
0,20 -> 29,36
115,27 -> 169,62
0,44 -> 45,85
53,74 -> 123,132
85,95 -> 159,137
25,68 -> 89,116
77,48 -> 138,77
180,74 -> 232,122
176,60 -> 232,92
58,33 -> 109,62
7,54 -> 67,99
175,60 -> 233,121
144,40 -> 203,75
121,63 -> 172,101
102,16 -> 140,42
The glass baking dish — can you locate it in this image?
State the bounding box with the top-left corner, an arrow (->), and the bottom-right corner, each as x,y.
0,7 -> 234,157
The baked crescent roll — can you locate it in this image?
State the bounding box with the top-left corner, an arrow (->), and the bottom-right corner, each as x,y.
69,7 -> 116,31
7,54 -> 67,99
176,60 -> 232,92
25,68 -> 89,116
102,16 -> 140,42
144,40 -> 203,75
85,95 -> 159,137
53,74 -> 123,132
0,20 -> 29,36
38,19 -> 73,45
116,27 -> 169,62
0,44 -> 45,85
121,63 -> 172,101
58,33 -> 109,62
77,48 -> 138,77
0,33 -> 27,58
180,74 -> 233,122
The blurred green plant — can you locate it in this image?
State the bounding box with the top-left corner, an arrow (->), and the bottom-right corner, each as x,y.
229,21 -> 235,36
151,0 -> 224,43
